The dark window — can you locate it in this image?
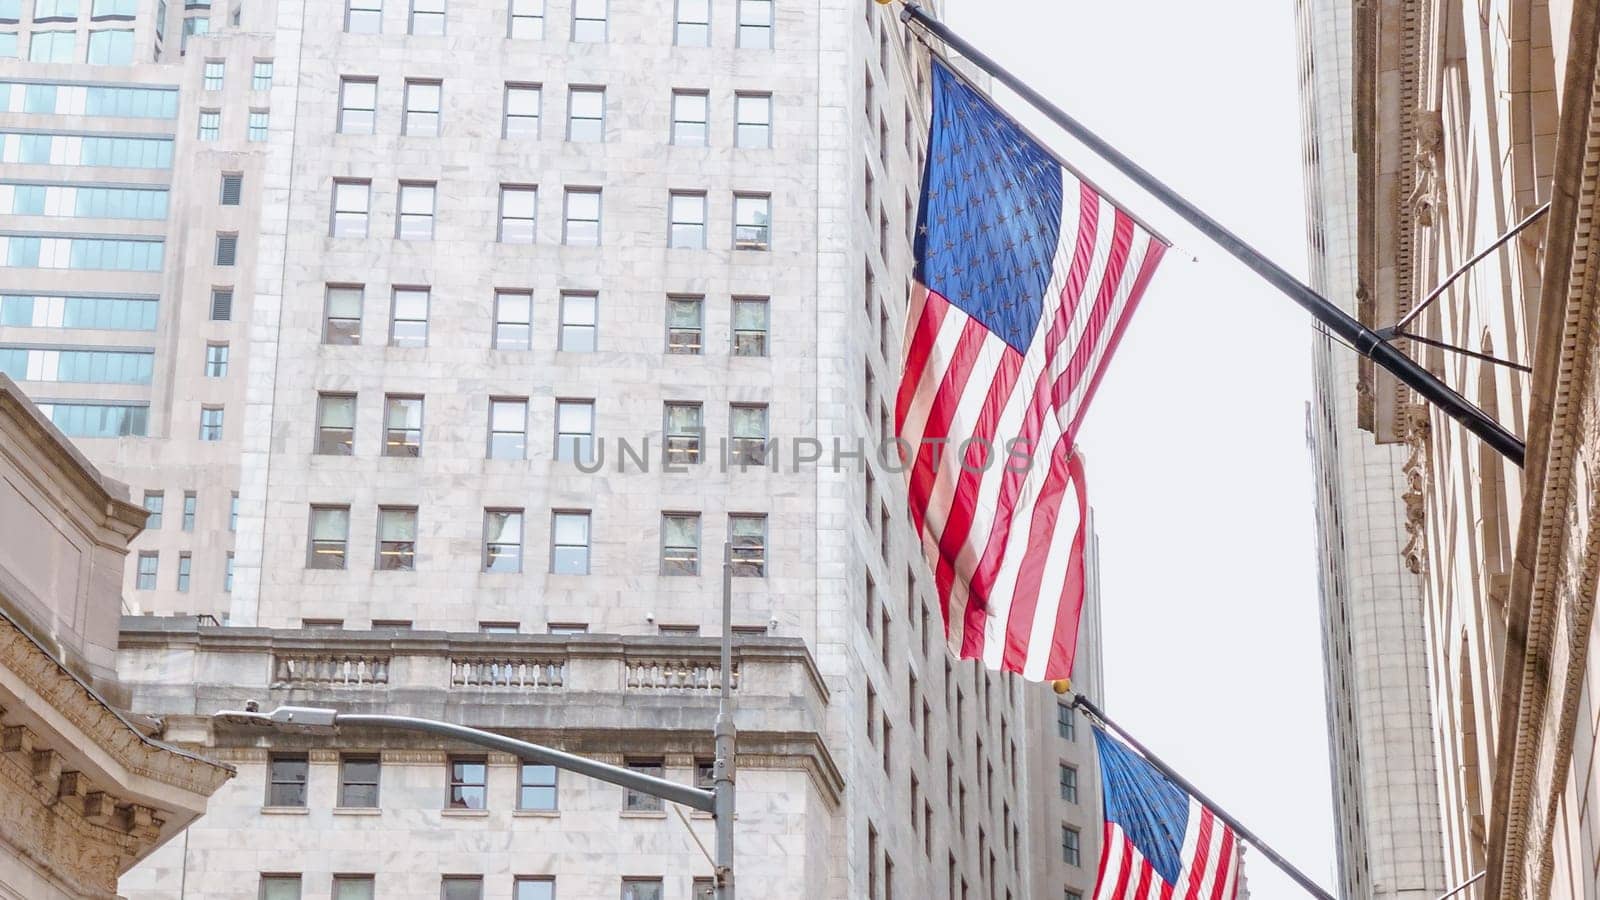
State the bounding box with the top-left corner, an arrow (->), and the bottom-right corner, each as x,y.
267,754 -> 308,807
623,759 -> 663,811
210,287 -> 233,321
220,172 -> 242,205
215,232 -> 237,265
339,756 -> 380,807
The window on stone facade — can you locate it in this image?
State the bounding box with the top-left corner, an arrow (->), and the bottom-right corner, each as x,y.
210,287 -> 232,321
215,231 -> 237,265
389,287 -> 428,347
623,759 -> 664,811
503,83 -> 539,137
221,173 -> 243,205
315,393 -> 356,455
566,86 -> 604,142
224,552 -> 234,591
383,394 -> 423,457
732,297 -> 769,356
661,512 -> 700,575
518,763 -> 556,810
331,180 -> 370,237
259,875 -> 302,900
324,285 -> 363,344
665,296 -> 703,354
736,0 -> 771,47
1059,763 -> 1077,803
396,181 -> 435,239
487,398 -> 527,459
728,404 -> 768,466
135,551 -> 158,588
670,90 -> 708,146
344,0 -> 380,32
735,92 -> 771,147
230,493 -> 238,531
376,506 -> 417,570
733,193 -> 770,249
203,58 -> 224,90
199,405 -> 224,441
403,79 -> 440,135
498,186 -> 536,244
181,490 -> 197,531
198,109 -> 220,141
550,510 -> 589,574
447,757 -> 486,809
205,342 -> 229,377
143,491 -> 164,528
664,402 -> 702,465
622,880 -> 663,900
338,77 -> 377,134
338,756 -> 380,807
267,754 -> 308,807
558,292 -> 597,351
441,877 -> 482,900
308,505 -> 350,569
515,878 -> 555,900
570,0 -> 603,41
482,509 -> 524,572
563,187 -> 601,245
247,109 -> 269,141
507,0 -> 541,37
407,0 -> 443,34
729,513 -> 766,576
670,0 -> 709,45
332,875 -> 375,900
1061,826 -> 1080,867
668,191 -> 706,248
554,399 -> 594,464
252,59 -> 273,90
176,552 -> 191,593
1057,703 -> 1074,741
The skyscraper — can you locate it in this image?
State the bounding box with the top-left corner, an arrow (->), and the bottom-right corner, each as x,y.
2,0 -> 1101,896
1294,0 -> 1448,897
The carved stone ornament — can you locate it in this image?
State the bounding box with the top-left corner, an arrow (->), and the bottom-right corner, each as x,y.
1409,109 -> 1446,227
1402,411 -> 1433,575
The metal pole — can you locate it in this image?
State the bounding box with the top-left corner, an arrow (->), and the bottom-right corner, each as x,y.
713,541 -> 737,900
1434,870 -> 1485,900
1072,696 -> 1335,900
897,2 -> 1527,468
1390,202 -> 1549,332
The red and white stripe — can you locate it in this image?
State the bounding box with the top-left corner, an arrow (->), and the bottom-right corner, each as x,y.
897,177 -> 1167,681
1095,802 -> 1242,900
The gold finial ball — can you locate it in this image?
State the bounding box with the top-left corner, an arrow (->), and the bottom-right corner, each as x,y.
1051,678 -> 1072,695
874,0 -> 894,4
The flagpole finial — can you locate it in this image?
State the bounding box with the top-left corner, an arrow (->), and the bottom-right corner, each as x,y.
1051,678 -> 1072,695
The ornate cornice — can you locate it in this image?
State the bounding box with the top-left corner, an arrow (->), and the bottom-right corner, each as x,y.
0,609 -> 233,798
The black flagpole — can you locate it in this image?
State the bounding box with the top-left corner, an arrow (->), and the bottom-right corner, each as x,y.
897,2 -> 1527,468
1073,694 -> 1336,900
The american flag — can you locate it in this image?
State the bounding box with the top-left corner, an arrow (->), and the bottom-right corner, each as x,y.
897,61 -> 1168,680
1093,726 -> 1242,900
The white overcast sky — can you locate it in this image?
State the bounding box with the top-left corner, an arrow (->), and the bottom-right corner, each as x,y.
941,0 -> 1339,895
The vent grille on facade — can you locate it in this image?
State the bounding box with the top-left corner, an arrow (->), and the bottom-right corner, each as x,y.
219,173 -> 242,205
214,232 -> 237,265
210,287 -> 232,321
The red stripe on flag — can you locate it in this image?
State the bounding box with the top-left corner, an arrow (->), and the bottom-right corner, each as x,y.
906,318 -> 989,536
1051,210 -> 1136,413
895,288 -> 949,438
1043,450 -> 1088,679
1183,809 -> 1215,900
999,436 -> 1077,671
1064,239 -> 1168,442
1095,823 -> 1115,896
1112,836 -> 1135,900
1133,863 -> 1156,900
1209,825 -> 1237,900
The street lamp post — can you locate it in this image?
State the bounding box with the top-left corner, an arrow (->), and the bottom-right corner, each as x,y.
217,545 -> 740,898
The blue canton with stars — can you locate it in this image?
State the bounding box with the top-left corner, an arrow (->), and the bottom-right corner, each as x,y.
915,61 -> 1065,354
1095,727 -> 1192,885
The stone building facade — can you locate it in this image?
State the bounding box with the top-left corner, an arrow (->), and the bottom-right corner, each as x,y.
1350,0 -> 1600,896
1296,0 -> 1450,897
0,375 -> 232,899
2,0 -> 1103,897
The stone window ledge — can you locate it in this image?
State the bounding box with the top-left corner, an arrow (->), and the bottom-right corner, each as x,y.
513,809 -> 560,818
440,808 -> 491,818
259,806 -> 309,815
332,807 -> 381,816
619,810 -> 667,819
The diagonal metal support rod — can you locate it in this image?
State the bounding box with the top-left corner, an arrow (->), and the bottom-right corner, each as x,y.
898,2 -> 1526,467
1390,202 -> 1550,332
1391,330 -> 1533,373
